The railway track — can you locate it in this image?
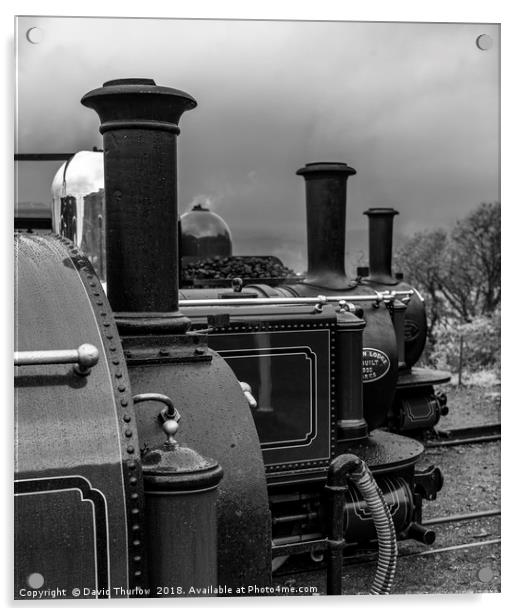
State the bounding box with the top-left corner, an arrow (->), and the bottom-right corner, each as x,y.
425,423 -> 500,447
272,425 -> 501,584
333,537 -> 501,573
273,508 -> 501,579
273,538 -> 501,582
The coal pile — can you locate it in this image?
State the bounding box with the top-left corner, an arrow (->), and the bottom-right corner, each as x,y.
181,255 -> 301,287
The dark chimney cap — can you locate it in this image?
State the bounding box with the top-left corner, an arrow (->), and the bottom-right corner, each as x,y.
103,78 -> 157,87
363,207 -> 399,217
81,78 -> 197,126
296,162 -> 357,177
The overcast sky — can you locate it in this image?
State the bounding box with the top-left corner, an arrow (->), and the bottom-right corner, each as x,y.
15,16 -> 499,270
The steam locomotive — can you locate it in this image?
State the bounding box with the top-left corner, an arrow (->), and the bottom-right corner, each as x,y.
15,78 -> 447,598
177,168 -> 451,436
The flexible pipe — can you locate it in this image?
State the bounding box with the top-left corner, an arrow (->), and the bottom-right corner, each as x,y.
331,455 -> 398,594
351,466 -> 398,594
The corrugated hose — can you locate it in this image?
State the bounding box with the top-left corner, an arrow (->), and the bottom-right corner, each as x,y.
327,453 -> 398,595
346,457 -> 398,594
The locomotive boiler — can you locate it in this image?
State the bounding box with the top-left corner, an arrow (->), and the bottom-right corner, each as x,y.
14,78 -> 445,599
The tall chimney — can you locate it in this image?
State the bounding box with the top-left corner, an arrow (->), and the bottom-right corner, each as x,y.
81,78 -> 197,333
363,208 -> 399,285
296,162 -> 356,290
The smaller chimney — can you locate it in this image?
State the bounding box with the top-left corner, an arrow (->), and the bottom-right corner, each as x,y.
296,162 -> 356,290
363,208 -> 399,285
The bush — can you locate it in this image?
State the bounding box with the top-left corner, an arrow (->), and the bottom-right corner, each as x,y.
428,311 -> 500,376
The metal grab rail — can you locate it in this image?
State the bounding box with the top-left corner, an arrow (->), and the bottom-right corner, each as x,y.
179,290 -> 414,309
14,343 -> 99,376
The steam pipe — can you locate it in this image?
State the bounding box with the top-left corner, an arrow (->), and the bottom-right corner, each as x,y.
296,162 -> 357,290
364,208 -> 399,285
406,522 -> 436,545
81,78 -> 197,334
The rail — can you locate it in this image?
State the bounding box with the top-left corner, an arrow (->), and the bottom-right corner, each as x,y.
426,423 -> 501,448
272,507 -> 501,578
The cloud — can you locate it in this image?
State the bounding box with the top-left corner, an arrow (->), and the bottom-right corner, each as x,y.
16,17 -> 499,267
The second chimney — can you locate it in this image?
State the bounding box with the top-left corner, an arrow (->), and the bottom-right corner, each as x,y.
363,207 -> 399,285
296,162 -> 356,290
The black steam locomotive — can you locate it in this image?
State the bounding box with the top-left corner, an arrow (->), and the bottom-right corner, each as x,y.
178,167 -> 451,437
15,78 -> 448,598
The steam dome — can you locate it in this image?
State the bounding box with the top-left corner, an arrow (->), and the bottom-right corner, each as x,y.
180,204 -> 233,259
51,150 -> 105,282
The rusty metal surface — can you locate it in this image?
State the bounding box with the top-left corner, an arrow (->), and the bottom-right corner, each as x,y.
125,339 -> 272,590
14,233 -> 146,596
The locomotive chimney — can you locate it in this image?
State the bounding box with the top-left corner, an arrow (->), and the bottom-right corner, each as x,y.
296,162 -> 356,289
363,208 -> 399,285
81,78 -> 197,333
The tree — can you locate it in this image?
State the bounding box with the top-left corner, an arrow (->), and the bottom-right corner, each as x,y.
441,202 -> 500,320
395,202 -> 501,338
395,228 -> 448,344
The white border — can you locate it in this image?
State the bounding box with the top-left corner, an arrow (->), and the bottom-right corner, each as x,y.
3,2 -> 514,611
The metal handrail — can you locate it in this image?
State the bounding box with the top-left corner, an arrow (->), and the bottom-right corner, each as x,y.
179,290 -> 413,308
14,343 -> 99,376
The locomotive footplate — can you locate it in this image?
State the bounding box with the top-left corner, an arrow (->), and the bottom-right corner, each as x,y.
336,430 -> 424,475
396,367 -> 451,389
